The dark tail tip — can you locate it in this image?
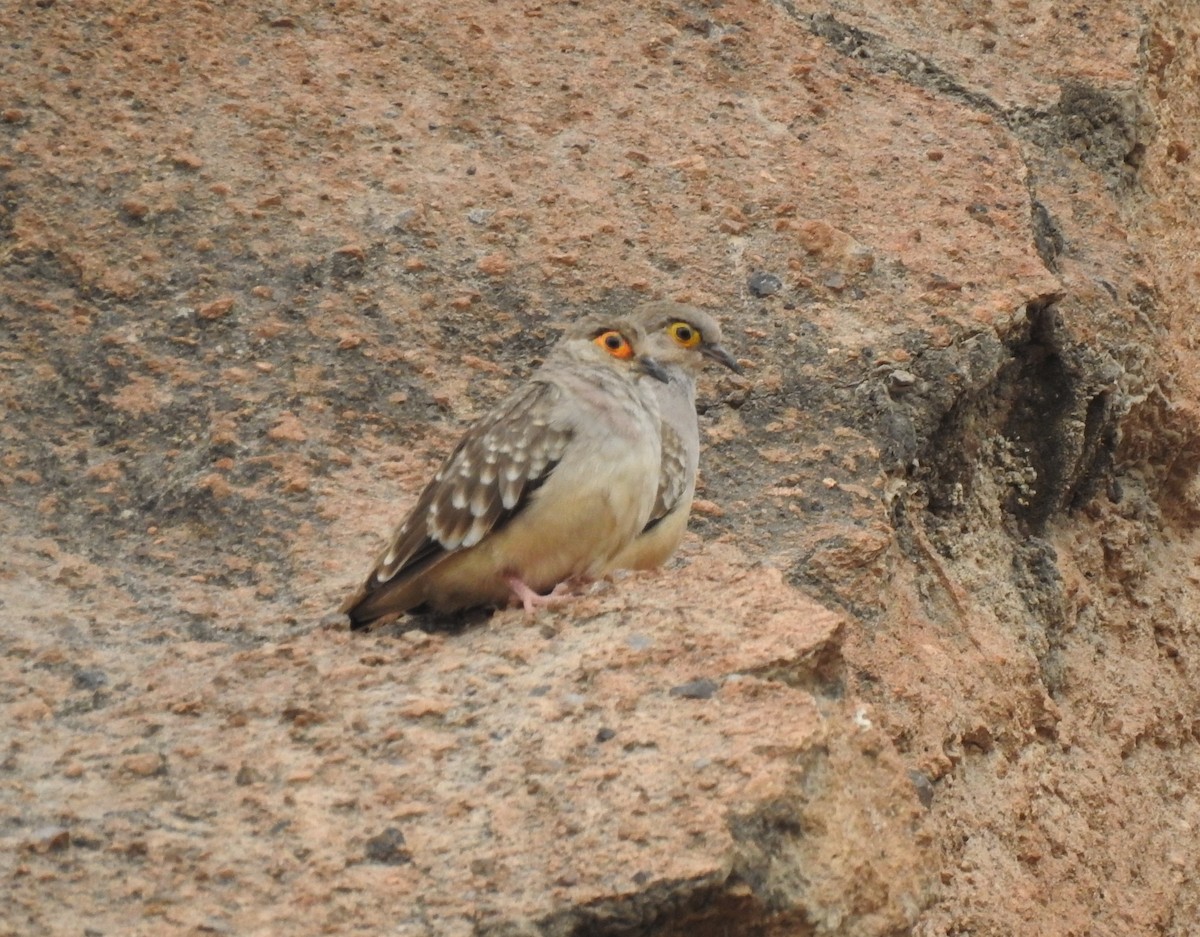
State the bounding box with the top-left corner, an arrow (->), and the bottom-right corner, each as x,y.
341,588 -> 376,632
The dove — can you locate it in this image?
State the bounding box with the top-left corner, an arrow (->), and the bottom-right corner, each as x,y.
343,317 -> 670,628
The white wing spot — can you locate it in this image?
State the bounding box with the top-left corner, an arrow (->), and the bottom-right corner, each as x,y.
462,520 -> 487,548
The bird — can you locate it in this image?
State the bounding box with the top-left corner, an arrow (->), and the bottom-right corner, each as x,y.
604,300 -> 741,572
343,317 -> 670,629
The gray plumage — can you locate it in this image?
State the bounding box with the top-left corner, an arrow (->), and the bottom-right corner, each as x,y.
606,300 -> 741,571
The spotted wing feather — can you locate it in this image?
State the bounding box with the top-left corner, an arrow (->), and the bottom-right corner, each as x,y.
369,381 -> 574,587
641,421 -> 689,533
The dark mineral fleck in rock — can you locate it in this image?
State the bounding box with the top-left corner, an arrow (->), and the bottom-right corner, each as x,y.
365,827 -> 412,865
235,764 -> 263,786
908,769 -> 935,809
73,668 -> 108,691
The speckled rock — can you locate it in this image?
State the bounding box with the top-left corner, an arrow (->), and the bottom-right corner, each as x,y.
4,1 -> 1200,935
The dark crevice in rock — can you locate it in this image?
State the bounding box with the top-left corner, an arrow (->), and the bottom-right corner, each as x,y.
867,298 -> 1124,689
894,297 -> 1123,537
1011,537 -> 1070,697
498,738 -> 904,937
998,299 -> 1124,533
789,9 -> 1003,117
514,875 -> 763,937
783,6 -> 1154,188
776,4 -> 1155,286
1030,201 -> 1066,273
1009,82 -> 1154,193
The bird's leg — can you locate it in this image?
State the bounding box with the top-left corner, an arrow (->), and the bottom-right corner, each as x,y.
504,575 -> 566,616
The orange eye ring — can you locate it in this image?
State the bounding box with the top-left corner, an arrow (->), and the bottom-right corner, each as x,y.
593,329 -> 635,359
669,321 -> 701,348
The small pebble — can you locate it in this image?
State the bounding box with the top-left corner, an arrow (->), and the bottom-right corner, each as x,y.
198,297 -> 235,320
747,271 -> 782,297
887,369 -> 918,395
669,678 -> 719,700
120,753 -> 166,777
477,252 -> 510,276
596,727 -> 616,743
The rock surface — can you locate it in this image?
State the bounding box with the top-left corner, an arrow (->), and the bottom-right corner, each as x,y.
3,1 -> 1200,934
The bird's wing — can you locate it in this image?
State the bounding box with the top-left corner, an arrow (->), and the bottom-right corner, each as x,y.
641,421 -> 690,533
368,380 -> 575,586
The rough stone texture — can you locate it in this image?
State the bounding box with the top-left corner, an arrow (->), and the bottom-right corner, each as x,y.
3,1 -> 1200,935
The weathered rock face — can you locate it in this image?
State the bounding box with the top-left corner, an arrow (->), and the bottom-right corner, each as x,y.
3,1 -> 1200,934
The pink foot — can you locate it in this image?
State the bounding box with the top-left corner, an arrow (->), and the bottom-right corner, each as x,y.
504,576 -> 566,616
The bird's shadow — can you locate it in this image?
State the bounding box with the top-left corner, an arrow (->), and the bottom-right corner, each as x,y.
366,605 -> 497,637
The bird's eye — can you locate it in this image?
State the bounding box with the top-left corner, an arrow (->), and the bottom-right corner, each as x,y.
593,330 -> 634,359
669,321 -> 701,348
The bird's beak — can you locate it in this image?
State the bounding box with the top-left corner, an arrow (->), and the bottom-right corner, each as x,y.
702,343 -> 743,374
637,356 -> 671,384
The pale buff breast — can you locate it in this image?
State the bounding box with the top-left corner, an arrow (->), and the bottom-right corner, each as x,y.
607,368 -> 700,572
411,375 -> 663,612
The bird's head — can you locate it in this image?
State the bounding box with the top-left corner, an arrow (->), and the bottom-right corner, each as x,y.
556,316 -> 671,383
631,301 -> 742,377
